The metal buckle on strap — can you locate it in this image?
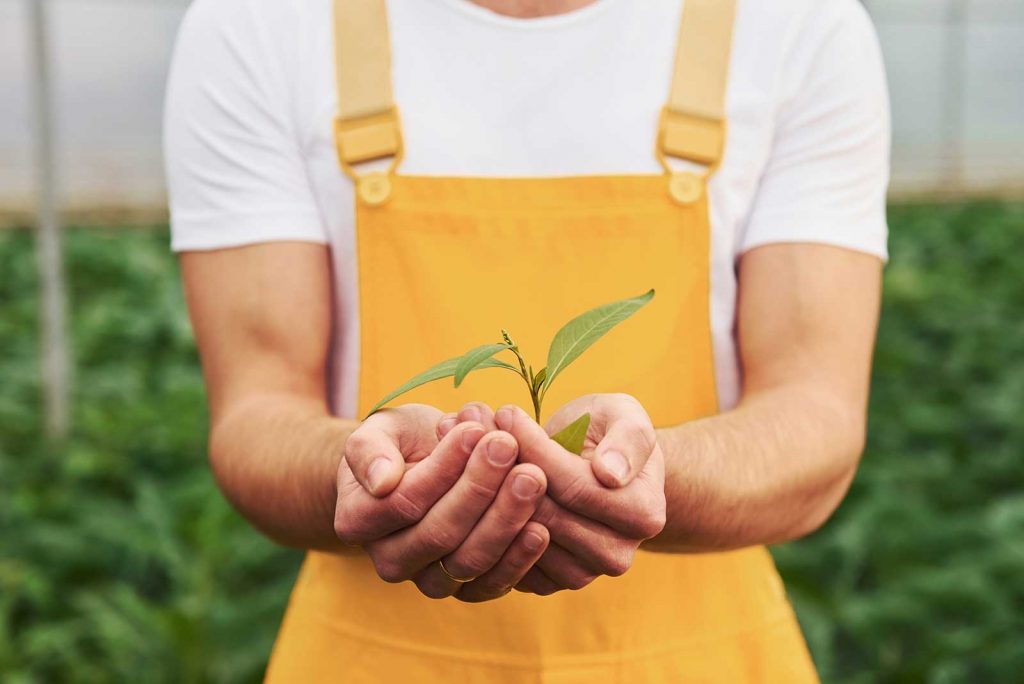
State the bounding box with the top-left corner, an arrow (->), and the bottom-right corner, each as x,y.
656,107 -> 726,172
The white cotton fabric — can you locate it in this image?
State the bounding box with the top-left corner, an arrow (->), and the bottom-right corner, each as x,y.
165,0 -> 891,417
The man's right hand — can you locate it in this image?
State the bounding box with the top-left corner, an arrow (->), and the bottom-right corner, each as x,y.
334,404 -> 550,601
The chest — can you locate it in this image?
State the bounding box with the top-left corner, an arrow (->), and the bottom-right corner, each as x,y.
301,0 -> 774,251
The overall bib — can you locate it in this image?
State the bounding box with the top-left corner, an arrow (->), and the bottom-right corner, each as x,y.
265,1 -> 819,681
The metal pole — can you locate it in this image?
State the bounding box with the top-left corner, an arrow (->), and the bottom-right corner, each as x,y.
29,0 -> 71,439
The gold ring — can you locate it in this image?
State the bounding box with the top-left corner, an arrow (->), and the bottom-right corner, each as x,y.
438,559 -> 476,584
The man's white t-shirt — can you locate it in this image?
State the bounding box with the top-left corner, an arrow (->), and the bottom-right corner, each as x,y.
165,0 -> 890,418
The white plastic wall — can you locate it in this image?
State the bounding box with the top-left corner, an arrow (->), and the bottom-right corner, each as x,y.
0,0 -> 1022,215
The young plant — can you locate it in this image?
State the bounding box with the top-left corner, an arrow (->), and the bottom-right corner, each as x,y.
367,290 -> 655,455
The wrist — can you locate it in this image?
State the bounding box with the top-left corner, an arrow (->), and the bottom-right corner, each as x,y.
646,424 -> 749,553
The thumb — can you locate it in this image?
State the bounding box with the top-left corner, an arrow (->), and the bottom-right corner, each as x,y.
344,416 -> 409,497
591,407 -> 658,489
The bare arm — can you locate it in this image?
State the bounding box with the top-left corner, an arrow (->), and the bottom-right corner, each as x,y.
650,243 -> 883,552
184,244 -> 549,600
181,242 -> 351,551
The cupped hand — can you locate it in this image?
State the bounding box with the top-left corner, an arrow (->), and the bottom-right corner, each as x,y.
335,403 -> 551,601
442,396 -> 666,595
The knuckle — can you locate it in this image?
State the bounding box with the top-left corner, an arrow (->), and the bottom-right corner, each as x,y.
447,551 -> 490,578
333,515 -> 356,544
343,431 -> 372,459
371,555 -> 407,584
421,524 -> 460,556
558,474 -> 593,511
531,497 -> 558,528
637,506 -> 667,539
621,418 -> 657,453
598,545 -> 636,577
415,580 -> 451,600
463,478 -> 501,506
388,490 -> 426,525
491,505 -> 528,531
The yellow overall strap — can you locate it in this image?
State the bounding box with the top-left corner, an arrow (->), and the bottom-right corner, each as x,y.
333,0 -> 402,182
659,0 -> 737,171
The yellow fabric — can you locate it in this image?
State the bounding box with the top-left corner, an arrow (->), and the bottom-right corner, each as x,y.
668,0 -> 736,121
658,0 -> 735,168
264,1 -> 819,681
264,175 -> 819,681
333,0 -> 392,122
332,0 -> 402,170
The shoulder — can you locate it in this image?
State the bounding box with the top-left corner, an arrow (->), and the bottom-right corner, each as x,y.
174,0 -> 328,64
732,0 -> 885,107
168,0 -> 332,110
179,0 -> 319,31
734,0 -> 881,66
736,0 -> 877,38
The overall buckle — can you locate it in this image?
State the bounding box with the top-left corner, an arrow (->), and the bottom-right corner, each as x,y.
334,108 -> 403,206
656,108 -> 726,205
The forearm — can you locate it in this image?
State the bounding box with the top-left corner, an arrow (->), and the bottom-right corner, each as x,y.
209,392 -> 356,552
647,382 -> 866,553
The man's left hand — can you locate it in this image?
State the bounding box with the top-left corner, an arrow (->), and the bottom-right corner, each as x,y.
442,395 -> 667,595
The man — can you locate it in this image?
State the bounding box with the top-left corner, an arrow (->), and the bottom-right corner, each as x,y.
165,0 -> 889,680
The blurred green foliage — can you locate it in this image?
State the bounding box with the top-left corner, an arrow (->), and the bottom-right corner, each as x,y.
0,228 -> 301,684
774,201 -> 1024,683
1,202 -> 1022,682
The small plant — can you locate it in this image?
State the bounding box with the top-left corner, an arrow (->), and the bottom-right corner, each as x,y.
367,290 -> 654,454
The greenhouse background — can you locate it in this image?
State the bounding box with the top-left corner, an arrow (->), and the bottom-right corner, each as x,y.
2,1 -> 1023,683
0,0 -> 1023,219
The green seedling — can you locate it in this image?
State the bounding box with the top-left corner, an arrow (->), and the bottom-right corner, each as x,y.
367,290 -> 655,455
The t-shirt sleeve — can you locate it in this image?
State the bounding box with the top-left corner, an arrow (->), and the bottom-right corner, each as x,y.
163,0 -> 326,252
738,0 -> 891,261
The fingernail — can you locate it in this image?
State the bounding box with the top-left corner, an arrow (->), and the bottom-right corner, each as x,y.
495,407 -> 515,430
488,438 -> 516,467
438,417 -> 457,435
512,473 -> 541,498
461,427 -> 484,453
366,457 -> 391,494
598,451 -> 630,484
461,406 -> 481,423
523,531 -> 544,551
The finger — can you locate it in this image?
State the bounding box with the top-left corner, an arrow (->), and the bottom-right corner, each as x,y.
534,542 -> 599,592
514,567 -> 561,596
496,405 -> 663,539
440,463 -> 546,580
590,398 -> 658,488
334,422 -> 484,545
457,402 -> 498,431
532,496 -> 636,577
436,413 -> 458,441
344,419 -> 408,498
409,559 -> 464,600
367,430 -> 519,582
457,522 -> 550,603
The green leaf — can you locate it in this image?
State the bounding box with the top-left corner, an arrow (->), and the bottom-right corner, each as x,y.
543,290 -> 655,393
550,413 -> 591,455
454,343 -> 514,388
532,367 -> 547,393
366,356 -> 517,418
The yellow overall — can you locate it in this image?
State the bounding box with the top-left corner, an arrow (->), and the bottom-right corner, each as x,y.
265,0 -> 819,681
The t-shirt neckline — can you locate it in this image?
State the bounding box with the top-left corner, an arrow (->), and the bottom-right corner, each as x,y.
429,0 -> 622,30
